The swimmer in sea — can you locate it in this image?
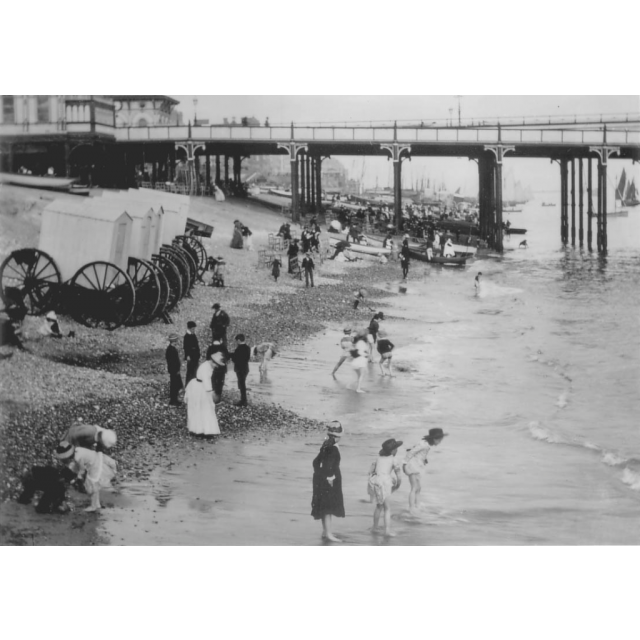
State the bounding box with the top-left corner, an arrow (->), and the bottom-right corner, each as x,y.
474,272 -> 482,295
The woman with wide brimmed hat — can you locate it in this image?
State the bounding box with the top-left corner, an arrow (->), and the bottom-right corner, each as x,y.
63,422 -> 117,452
367,438 -> 404,537
311,421 -> 345,542
183,345 -> 222,437
403,428 -> 448,514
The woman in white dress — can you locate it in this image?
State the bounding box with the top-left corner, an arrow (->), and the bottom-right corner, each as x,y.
367,438 -> 403,536
350,335 -> 369,393
184,346 -> 221,436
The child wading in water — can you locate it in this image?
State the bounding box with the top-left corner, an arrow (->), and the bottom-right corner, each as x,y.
368,438 -> 403,536
55,441 -> 117,512
376,330 -> 395,376
403,428 -> 447,514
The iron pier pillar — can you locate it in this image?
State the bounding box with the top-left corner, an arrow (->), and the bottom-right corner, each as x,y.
224,156 -> 229,183
316,156 -> 324,212
381,141 -> 412,234
589,145 -> 619,254
205,152 -> 211,190
215,154 -> 221,185
587,157 -> 593,251
570,158 -> 576,246
306,153 -> 312,212
300,150 -> 306,211
310,157 -> 316,212
484,144 -> 513,252
278,138 -> 308,224
579,158 -> 584,247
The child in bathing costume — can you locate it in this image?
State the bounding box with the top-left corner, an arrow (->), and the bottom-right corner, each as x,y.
403,428 -> 447,514
368,438 -> 403,537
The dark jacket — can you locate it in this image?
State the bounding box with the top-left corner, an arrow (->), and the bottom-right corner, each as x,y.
210,309 -> 230,333
231,343 -> 252,372
377,339 -> 394,354
166,344 -> 181,374
183,332 -> 200,361
301,256 -> 315,271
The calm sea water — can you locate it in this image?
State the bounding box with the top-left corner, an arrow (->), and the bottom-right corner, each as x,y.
102,196 -> 640,545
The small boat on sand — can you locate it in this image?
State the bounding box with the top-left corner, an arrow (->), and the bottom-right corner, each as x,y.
0,171 -> 79,191
408,248 -> 467,266
505,228 -> 527,235
328,237 -> 390,256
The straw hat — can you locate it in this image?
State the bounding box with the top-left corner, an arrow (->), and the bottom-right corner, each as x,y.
168,333 -> 180,342
55,441 -> 75,460
45,311 -> 57,321
380,438 -> 403,455
326,421 -> 343,436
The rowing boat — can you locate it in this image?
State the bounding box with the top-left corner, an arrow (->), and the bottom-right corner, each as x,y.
328,237 -> 390,256
365,232 -> 477,257
408,248 -> 467,266
0,172 -> 78,190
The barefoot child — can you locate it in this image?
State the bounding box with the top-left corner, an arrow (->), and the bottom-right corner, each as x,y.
376,330 -> 395,376
55,441 -> 117,512
368,438 -> 403,536
350,333 -> 369,393
403,428 -> 447,514
332,328 -> 355,376
253,341 -> 278,375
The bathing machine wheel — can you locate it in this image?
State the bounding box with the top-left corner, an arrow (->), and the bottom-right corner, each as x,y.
0,248 -> 62,315
68,261 -> 136,330
152,253 -> 182,312
176,235 -> 207,281
126,257 -> 161,325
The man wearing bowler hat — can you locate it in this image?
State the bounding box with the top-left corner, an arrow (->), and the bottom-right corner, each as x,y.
209,303 -> 230,345
165,333 -> 183,406
183,320 -> 200,384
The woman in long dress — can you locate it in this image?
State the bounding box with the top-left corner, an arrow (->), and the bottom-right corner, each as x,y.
311,421 -> 345,542
184,346 -> 221,436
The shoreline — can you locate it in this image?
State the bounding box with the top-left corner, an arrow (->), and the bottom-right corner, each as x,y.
0,190 -> 400,544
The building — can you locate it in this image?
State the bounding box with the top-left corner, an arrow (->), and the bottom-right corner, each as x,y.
109,96 -> 181,127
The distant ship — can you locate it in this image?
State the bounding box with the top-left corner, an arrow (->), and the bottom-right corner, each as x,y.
616,169 -> 639,207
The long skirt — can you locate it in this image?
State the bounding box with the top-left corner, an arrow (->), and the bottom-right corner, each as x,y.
184,380 -> 220,435
230,229 -> 244,249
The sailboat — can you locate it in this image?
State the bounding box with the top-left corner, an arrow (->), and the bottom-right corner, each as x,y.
614,169 -> 639,208
591,172 -> 628,217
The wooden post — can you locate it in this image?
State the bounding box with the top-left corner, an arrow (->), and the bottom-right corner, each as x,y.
291,155 -> 299,223
394,158 -> 402,233
570,158 -> 576,246
300,150 -> 306,211
579,158 -> 584,247
601,159 -> 608,253
495,159 -> 504,252
587,157 -> 593,251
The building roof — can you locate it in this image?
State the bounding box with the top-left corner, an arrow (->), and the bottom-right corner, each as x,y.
108,95 -> 179,105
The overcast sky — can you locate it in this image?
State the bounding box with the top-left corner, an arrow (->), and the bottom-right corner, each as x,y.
173,95 -> 639,194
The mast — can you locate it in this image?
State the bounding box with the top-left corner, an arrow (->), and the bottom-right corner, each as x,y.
616,168 -> 626,201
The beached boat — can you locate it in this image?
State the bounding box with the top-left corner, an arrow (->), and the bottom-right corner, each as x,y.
0,171 -> 78,191
505,228 -> 527,235
541,202 -> 556,207
268,188 -> 292,198
328,237 -> 390,256
408,248 -> 467,266
365,232 -> 477,257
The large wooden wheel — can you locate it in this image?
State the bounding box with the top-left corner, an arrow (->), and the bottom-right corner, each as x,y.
152,254 -> 182,312
146,261 -> 170,319
160,246 -> 191,297
126,257 -> 161,325
172,243 -> 197,288
0,248 -> 62,315
176,235 -> 207,281
68,261 -> 135,330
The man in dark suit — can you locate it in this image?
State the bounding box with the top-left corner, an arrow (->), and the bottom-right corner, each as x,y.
230,333 -> 251,406
183,320 -> 200,384
165,333 -> 183,406
210,303 -> 230,345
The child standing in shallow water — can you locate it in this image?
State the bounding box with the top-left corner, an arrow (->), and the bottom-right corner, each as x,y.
403,428 -> 447,514
368,438 -> 404,536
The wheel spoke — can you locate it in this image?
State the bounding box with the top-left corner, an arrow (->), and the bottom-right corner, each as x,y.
33,259 -> 54,280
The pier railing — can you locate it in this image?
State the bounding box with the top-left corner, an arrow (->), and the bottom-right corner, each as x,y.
114,125 -> 640,146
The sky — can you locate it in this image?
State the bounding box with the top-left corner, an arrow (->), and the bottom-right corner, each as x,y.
174,95 -> 639,194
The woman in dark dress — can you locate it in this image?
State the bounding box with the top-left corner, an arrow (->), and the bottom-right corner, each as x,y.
311,421 -> 345,542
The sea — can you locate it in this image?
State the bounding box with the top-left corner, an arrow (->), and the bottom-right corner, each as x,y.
101,195 -> 640,545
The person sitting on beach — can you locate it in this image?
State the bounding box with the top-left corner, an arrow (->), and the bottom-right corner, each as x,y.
278,223 -> 292,241
332,328 -> 355,377
376,331 -> 395,377
55,441 -> 117,512
329,239 -> 351,261
38,311 -> 63,339
403,428 -> 447,514
368,438 -> 403,537
63,422 -> 117,453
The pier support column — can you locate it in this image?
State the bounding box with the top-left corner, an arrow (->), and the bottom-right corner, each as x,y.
560,158 -> 569,245
215,154 -> 221,185
587,157 -> 593,251
169,146 -> 176,182
381,141 -> 412,233
176,142 -> 204,196
224,156 -> 229,183
316,156 -> 325,212
205,152 -> 211,190
478,155 -> 493,241
590,145 -> 619,254
484,144 -> 514,252
278,137 -> 308,224
570,158 -> 576,246
310,157 -> 316,212
306,154 -> 312,212
579,158 -> 584,247
300,150 -> 306,212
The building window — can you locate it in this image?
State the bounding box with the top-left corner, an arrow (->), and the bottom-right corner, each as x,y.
37,96 -> 49,123
2,96 -> 15,123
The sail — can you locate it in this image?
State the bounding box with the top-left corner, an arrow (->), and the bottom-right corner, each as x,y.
625,179 -> 636,201
616,169 -> 627,200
